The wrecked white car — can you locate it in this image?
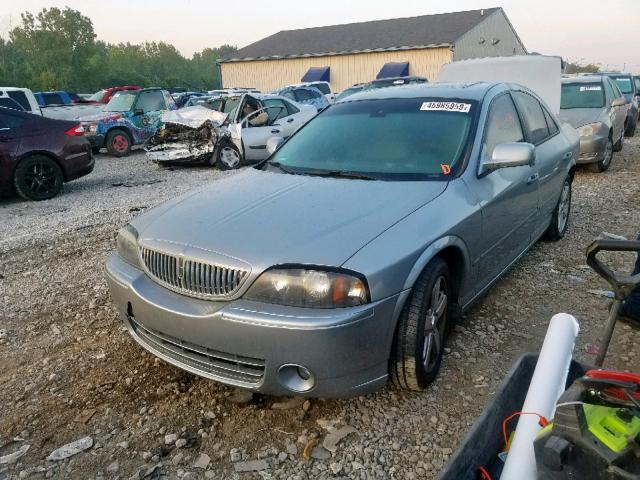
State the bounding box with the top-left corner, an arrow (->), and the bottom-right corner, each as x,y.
145,94 -> 317,169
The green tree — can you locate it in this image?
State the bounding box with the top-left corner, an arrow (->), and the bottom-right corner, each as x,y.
1,7 -> 236,92
565,61 -> 601,74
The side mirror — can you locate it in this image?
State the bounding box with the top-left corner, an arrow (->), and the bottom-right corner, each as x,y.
483,142 -> 535,171
266,136 -> 285,156
611,98 -> 627,108
134,108 -> 145,116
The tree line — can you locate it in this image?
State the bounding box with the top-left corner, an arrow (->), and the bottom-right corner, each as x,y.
0,7 -> 237,93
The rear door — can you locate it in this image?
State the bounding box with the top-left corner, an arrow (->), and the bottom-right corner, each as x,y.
0,110 -> 24,168
512,91 -> 571,237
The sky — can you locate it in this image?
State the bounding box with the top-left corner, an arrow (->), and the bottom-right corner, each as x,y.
2,0 -> 639,73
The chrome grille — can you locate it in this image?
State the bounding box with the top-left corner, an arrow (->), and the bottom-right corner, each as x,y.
129,316 -> 264,384
139,246 -> 248,298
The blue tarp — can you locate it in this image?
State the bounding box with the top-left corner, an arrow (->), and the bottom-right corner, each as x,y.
302,66 -> 330,82
376,62 -> 410,79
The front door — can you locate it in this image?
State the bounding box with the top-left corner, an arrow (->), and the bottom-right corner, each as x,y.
474,93 -> 539,287
133,90 -> 167,142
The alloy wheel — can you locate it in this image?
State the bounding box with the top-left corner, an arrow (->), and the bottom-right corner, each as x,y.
422,275 -> 448,374
602,140 -> 613,168
220,147 -> 241,169
557,181 -> 571,233
22,161 -> 58,197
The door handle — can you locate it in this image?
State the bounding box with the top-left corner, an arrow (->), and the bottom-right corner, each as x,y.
563,151 -> 573,160
271,129 -> 280,134
287,118 -> 294,123
527,173 -> 540,184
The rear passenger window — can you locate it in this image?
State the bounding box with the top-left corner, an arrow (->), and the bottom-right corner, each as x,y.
513,92 -> 550,144
543,108 -> 559,136
483,94 -> 524,160
295,89 -> 312,102
7,91 -> 30,110
43,93 -> 63,106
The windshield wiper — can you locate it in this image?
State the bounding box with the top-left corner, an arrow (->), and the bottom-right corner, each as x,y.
265,161 -> 298,175
304,170 -> 377,180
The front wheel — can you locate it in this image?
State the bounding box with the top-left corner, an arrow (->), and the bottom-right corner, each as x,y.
215,143 -> 241,170
106,129 -> 132,157
588,137 -> 613,173
390,258 -> 451,391
544,176 -> 571,241
14,155 -> 64,201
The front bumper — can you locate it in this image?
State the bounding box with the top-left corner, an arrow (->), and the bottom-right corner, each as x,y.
105,253 -> 400,398
576,135 -> 607,164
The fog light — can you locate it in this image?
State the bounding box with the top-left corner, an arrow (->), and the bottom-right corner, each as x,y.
277,364 -> 315,393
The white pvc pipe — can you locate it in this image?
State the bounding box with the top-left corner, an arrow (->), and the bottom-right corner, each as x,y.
500,313 -> 580,480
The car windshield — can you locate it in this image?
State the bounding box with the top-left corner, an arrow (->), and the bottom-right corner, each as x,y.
561,83 -> 604,109
336,87 -> 362,101
105,91 -> 137,112
612,77 -> 633,94
311,83 -> 331,95
88,89 -> 107,102
268,97 -> 476,180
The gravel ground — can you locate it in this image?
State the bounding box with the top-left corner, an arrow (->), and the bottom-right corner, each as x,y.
1,141 -> 639,480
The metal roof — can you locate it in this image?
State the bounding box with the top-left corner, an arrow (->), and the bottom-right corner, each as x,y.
220,8 -> 501,63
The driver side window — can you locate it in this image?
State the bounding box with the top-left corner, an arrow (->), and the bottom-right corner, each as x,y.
136,91 -> 165,113
483,94 -> 525,160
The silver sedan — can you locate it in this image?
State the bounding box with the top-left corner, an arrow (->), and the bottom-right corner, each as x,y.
105,82 -> 578,397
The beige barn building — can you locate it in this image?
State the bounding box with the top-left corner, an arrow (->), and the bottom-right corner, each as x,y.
217,8 -> 526,92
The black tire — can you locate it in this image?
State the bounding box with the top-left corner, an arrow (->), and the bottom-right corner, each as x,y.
106,129 -> 132,157
624,120 -> 636,138
544,176 -> 572,241
13,155 -> 64,201
91,146 -> 101,155
588,137 -> 613,173
613,132 -> 624,152
215,142 -> 241,170
390,258 -> 451,391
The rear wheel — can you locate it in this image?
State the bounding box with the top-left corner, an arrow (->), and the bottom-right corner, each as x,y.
624,120 -> 636,138
390,258 -> 451,391
14,155 -> 63,201
106,129 -> 132,157
588,137 -> 613,172
91,146 -> 101,155
544,176 -> 571,241
215,143 -> 241,170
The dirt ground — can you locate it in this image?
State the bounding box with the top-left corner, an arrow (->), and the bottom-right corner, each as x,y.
1,138 -> 639,480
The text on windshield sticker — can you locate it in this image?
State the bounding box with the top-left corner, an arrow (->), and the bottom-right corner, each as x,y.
580,86 -> 601,92
420,102 -> 471,113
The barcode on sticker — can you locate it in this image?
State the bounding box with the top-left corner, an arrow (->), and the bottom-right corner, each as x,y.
580,86 -> 601,92
420,102 -> 471,113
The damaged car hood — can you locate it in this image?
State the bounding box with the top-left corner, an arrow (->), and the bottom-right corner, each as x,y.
558,108 -> 604,128
134,168 -> 448,271
145,106 -> 229,162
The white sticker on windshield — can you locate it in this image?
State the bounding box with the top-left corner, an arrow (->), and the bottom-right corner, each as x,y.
580,86 -> 602,92
420,101 -> 471,113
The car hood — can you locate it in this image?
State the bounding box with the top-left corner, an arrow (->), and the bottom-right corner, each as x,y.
558,108 -> 603,128
135,168 -> 448,270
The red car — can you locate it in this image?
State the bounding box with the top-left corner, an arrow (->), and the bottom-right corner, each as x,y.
0,107 -> 94,201
87,85 -> 141,104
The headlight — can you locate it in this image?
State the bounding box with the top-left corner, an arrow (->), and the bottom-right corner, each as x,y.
244,268 -> 369,308
576,122 -> 603,137
116,224 -> 140,267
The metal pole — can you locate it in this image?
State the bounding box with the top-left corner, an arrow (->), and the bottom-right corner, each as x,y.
595,299 -> 623,367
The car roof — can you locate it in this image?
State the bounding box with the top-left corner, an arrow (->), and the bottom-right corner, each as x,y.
338,81 -> 497,103
593,72 -> 631,78
562,76 -> 603,84
371,76 -> 427,83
